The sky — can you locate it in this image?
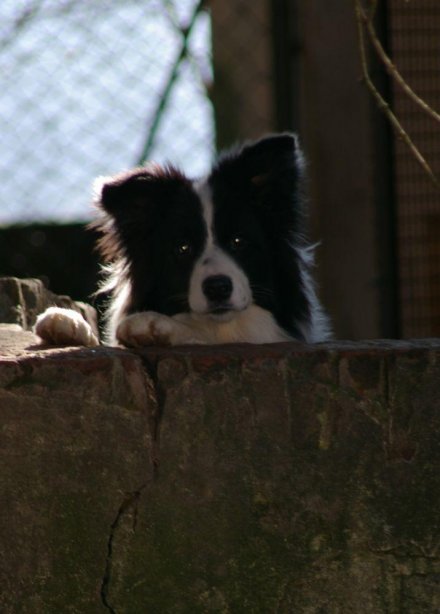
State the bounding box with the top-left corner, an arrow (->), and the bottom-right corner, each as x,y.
0,0 -> 215,223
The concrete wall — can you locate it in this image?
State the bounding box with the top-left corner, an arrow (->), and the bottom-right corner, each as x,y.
1,282 -> 439,612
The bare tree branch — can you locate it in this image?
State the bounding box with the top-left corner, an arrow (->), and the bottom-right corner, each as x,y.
358,2 -> 440,125
354,0 -> 440,189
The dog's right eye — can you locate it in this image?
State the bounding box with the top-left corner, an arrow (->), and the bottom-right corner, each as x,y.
230,235 -> 247,251
175,242 -> 192,257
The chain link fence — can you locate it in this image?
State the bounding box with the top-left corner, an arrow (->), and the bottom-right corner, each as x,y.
0,0 -> 214,223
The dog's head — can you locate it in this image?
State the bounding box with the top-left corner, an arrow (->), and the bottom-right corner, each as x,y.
93,133 -> 308,326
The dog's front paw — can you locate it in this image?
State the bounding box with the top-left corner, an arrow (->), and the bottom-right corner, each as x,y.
34,307 -> 99,347
116,312 -> 174,347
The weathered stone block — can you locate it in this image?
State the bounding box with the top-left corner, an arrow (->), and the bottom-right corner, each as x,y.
0,316 -> 439,612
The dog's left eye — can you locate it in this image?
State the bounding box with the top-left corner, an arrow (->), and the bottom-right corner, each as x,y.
230,236 -> 246,250
176,242 -> 192,257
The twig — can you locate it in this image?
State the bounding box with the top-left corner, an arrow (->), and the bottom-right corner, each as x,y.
358,3 -> 440,125
354,0 -> 440,188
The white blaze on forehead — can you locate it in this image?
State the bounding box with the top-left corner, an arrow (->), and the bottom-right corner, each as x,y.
194,178 -> 215,247
190,179 -> 251,315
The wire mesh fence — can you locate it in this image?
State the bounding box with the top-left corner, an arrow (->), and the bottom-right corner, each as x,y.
389,0 -> 440,337
0,0 -> 214,223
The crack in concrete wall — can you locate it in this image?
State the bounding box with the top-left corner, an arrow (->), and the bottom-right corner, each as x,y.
101,485 -> 148,614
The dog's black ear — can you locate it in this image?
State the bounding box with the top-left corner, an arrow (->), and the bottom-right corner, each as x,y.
94,164 -> 187,215
212,133 -> 306,234
91,164 -> 189,261
236,133 -> 303,185
214,133 -> 304,185
97,170 -> 153,215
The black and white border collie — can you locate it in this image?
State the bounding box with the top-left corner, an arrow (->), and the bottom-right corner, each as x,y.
35,134 -> 331,348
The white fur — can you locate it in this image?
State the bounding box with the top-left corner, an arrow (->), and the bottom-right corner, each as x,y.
34,307 -> 99,347
295,245 -> 332,343
116,305 -> 292,347
189,181 -> 251,315
100,265 -> 132,346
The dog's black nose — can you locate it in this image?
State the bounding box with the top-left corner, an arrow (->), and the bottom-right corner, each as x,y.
202,275 -> 233,303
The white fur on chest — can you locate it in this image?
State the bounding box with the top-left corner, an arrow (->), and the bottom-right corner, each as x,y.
174,305 -> 292,344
